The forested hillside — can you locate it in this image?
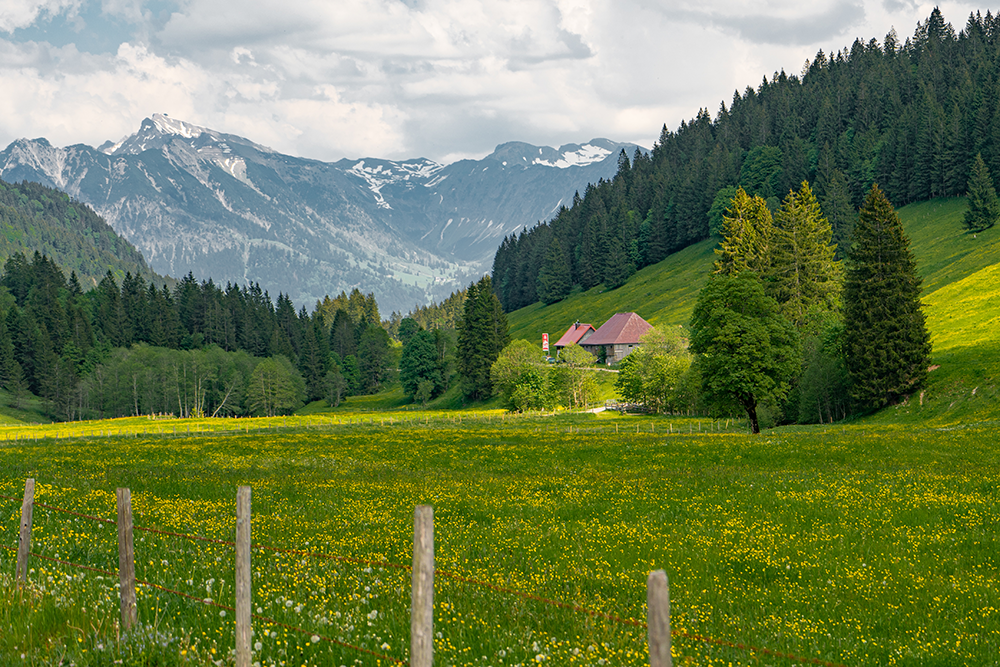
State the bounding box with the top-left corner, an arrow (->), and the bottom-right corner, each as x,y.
0,252 -> 396,421
0,179 -> 157,288
493,8 -> 1000,311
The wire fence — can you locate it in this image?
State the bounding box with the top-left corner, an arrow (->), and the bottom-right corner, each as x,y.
1,483 -> 847,667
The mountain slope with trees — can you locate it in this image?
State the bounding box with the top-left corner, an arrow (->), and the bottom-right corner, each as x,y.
0,179 -> 160,288
493,8 -> 1000,312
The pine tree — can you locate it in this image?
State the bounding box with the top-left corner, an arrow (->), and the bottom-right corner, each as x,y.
963,153 -> 1000,232
770,181 -> 842,332
537,237 -> 571,304
844,184 -> 931,411
713,187 -> 774,276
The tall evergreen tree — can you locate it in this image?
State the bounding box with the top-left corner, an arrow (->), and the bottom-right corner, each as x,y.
537,237 -> 572,304
457,275 -> 510,400
963,153 -> 1000,232
770,181 -> 842,332
843,184 -> 931,411
713,187 -> 774,276
821,169 -> 855,259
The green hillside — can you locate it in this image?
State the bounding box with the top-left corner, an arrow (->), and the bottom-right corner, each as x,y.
509,196 -> 1000,417
507,238 -> 716,342
0,179 -> 168,288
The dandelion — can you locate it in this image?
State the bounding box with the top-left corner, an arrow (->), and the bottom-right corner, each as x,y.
367,609 -> 378,620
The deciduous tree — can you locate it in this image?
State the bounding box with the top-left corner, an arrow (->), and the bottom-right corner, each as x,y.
690,271 -> 800,433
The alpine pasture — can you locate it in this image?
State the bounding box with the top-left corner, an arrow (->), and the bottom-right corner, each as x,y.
1,197 -> 999,666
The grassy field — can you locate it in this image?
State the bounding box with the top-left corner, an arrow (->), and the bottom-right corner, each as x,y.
1,196 -> 998,666
0,412 -> 997,666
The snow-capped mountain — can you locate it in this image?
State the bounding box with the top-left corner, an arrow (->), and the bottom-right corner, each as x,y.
0,114 -> 642,312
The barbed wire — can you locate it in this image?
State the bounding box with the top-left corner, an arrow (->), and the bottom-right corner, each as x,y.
2,492 -> 849,667
0,544 -> 403,665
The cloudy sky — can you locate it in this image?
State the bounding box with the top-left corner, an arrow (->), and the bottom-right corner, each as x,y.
0,0 -> 987,163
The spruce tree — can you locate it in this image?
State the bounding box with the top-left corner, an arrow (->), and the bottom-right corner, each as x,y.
770,181 -> 842,332
602,233 -> 634,289
457,275 -> 510,400
844,184 -> 931,411
713,187 -> 774,276
537,237 -> 571,304
821,169 -> 855,259
963,153 -> 1000,232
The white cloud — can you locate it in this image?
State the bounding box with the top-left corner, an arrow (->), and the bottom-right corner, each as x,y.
0,0 -> 991,162
0,0 -> 83,32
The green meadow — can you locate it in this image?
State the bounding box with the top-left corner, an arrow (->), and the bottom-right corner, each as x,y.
1,414 -> 998,666
0,196 -> 998,666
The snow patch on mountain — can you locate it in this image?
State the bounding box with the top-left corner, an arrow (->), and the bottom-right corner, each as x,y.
532,143 -> 613,168
152,114 -> 205,139
347,158 -> 444,210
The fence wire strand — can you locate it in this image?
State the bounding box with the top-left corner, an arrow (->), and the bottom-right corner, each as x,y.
2,492 -> 850,667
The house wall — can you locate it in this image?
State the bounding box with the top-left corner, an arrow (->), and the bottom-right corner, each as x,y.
581,342 -> 641,364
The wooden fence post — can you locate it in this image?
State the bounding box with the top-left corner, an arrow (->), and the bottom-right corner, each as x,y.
116,488 -> 138,630
15,478 -> 35,583
235,486 -> 252,667
411,505 -> 434,667
647,570 -> 672,667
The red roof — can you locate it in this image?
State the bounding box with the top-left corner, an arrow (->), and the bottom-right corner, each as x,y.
555,322 -> 595,347
583,312 -> 652,346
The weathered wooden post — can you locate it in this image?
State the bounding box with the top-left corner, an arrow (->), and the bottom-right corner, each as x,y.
116,488 -> 138,630
647,570 -> 672,667
236,486 -> 252,667
15,478 -> 35,583
411,505 -> 434,667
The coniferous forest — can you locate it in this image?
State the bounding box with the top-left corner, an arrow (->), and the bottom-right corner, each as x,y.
492,8 -> 1000,311
0,250 -> 399,421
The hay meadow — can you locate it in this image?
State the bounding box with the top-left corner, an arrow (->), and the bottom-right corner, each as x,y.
0,411 -> 997,666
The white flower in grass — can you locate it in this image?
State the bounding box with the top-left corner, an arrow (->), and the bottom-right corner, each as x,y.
381,643 -> 390,650
285,600 -> 293,608
367,609 -> 378,620
254,642 -> 263,651
310,635 -> 320,643
219,610 -> 226,618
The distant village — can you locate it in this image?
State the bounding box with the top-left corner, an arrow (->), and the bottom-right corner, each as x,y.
553,312 -> 651,364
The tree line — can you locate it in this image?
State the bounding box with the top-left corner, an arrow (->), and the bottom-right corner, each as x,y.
492,8 -> 1000,311
0,251 -> 400,419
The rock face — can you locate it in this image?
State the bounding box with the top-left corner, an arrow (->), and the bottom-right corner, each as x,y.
0,114 -> 641,312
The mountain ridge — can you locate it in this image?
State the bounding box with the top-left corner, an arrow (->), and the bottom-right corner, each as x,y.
0,113 -> 643,312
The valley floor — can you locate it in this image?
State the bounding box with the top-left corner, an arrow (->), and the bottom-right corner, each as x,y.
0,410 -> 996,666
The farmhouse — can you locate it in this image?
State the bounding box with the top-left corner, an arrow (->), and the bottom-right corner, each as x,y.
554,321 -> 596,352
579,312 -> 652,364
